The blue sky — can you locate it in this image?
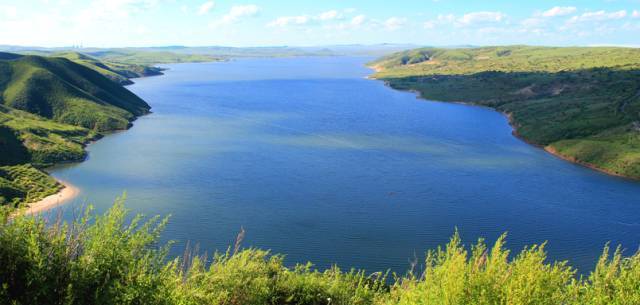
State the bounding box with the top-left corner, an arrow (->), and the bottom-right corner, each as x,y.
1,0 -> 640,47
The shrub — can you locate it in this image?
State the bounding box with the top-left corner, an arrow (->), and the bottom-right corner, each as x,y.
1,199 -> 639,304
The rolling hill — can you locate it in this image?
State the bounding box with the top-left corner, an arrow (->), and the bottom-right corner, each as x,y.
370,46 -> 640,179
0,52 -> 152,207
52,52 -> 164,85
0,52 -> 151,131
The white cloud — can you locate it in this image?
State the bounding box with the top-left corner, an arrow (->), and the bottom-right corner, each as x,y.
521,17 -> 545,28
541,6 -> 576,17
0,5 -> 18,19
0,5 -> 17,19
425,11 -> 506,28
268,15 -> 310,27
568,10 -> 627,23
268,9 -> 353,28
318,10 -> 340,21
437,14 -> 455,23
383,17 -> 406,31
351,15 -> 366,26
518,17 -> 551,35
420,11 -> 504,31
76,0 -> 159,24
135,25 -> 149,35
320,14 -> 367,32
633,10 -> 639,18
423,20 -> 435,29
197,1 -> 214,16
458,11 -> 506,25
210,4 -> 259,27
1,1 -> 147,47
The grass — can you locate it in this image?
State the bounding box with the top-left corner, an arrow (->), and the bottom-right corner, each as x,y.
0,164 -> 60,207
85,50 -> 219,65
371,46 -> 640,179
0,51 -> 152,205
52,52 -> 164,85
0,105 -> 96,166
0,52 -> 151,131
1,199 -> 639,304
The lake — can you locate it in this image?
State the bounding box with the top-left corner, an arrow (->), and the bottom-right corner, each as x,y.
49,56 -> 640,274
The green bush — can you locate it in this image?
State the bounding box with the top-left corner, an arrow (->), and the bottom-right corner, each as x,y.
1,199 -> 640,304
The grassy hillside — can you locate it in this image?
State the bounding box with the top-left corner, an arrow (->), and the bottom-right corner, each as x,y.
0,164 -> 61,207
0,52 -> 152,207
2,199 -> 639,304
84,50 -> 218,65
0,52 -> 150,131
52,52 -> 164,85
370,46 -> 640,179
0,105 -> 96,166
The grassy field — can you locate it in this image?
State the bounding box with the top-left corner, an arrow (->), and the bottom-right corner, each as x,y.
1,199 -> 639,304
370,46 -> 640,179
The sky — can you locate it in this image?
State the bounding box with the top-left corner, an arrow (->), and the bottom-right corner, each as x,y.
1,0 -> 640,48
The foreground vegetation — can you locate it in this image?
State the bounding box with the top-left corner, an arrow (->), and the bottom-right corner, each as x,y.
371,46 -> 640,179
1,199 -> 639,304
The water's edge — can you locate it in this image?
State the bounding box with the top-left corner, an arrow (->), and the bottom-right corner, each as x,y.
370,76 -> 638,182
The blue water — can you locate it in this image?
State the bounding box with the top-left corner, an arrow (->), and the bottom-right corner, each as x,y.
49,57 -> 640,274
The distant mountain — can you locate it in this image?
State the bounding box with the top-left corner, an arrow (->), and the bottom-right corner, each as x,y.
0,44 -> 419,61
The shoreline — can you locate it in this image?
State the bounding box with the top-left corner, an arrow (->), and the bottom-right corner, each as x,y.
370,74 -> 638,182
19,180 -> 80,216
12,72 -> 162,217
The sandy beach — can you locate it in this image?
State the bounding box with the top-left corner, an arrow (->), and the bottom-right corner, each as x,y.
21,180 -> 80,216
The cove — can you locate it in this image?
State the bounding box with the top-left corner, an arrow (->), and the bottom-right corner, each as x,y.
48,56 -> 640,274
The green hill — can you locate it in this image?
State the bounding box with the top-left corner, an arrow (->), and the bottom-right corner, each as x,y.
84,49 -> 218,65
0,104 -> 97,166
0,52 -> 151,131
370,46 -> 640,179
0,52 -> 152,207
0,164 -> 62,206
52,51 -> 164,85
